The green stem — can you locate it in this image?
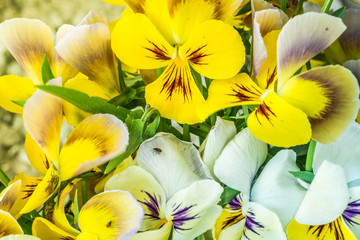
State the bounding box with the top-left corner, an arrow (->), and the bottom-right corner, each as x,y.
295,0 -> 305,15
81,180 -> 88,206
210,114 -> 216,127
117,58 -> 127,92
305,139 -> 317,172
320,0 -> 334,13
183,124 -> 190,141
281,0 -> 287,13
0,167 -> 10,186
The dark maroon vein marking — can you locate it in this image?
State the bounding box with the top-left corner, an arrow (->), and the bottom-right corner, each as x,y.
144,39 -> 171,61
307,218 -> 346,240
187,45 -> 211,65
266,66 -> 277,89
227,83 -> 262,103
255,102 -> 276,126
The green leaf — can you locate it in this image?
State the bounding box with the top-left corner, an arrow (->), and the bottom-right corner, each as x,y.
108,87 -> 137,106
105,119 -> 144,174
36,85 -> 130,121
289,171 -> 315,184
17,215 -> 33,234
41,54 -> 55,84
11,100 -> 27,107
220,186 -> 240,206
144,114 -> 161,140
125,109 -> 144,127
73,190 -> 80,225
331,6 -> 346,18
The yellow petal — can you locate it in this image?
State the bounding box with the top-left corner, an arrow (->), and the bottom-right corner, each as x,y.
204,73 -> 263,118
78,190 -> 144,240
58,114 -> 129,181
55,23 -> 119,97
0,18 -> 53,85
214,209 -> 245,239
76,233 -> 98,240
63,78 -> 111,126
247,91 -> 311,147
23,78 -> 63,163
111,13 -> 174,69
0,181 -> 21,212
20,165 -> 60,214
54,24 -> 78,83
24,133 -> 50,176
278,66 -> 360,144
255,30 -> 280,90
102,0 -> 126,5
130,222 -> 172,240
180,19 -> 245,79
0,210 -> 23,237
168,0 -> 242,44
286,217 -> 356,240
145,59 -> 206,124
53,179 -> 81,236
277,13 -> 346,89
0,75 -> 36,114
32,217 -> 76,240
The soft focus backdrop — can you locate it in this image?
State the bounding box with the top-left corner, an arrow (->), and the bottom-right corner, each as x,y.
0,0 -> 124,178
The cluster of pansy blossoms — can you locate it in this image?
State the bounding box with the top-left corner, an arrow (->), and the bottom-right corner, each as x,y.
0,0 -> 360,239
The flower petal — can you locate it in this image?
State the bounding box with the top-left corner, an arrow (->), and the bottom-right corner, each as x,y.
55,23 -> 119,97
277,13 -> 346,88
111,13 -> 174,69
0,18 -> 53,84
166,179 -> 223,240
251,150 -> 307,228
313,122 -> 360,183
241,202 -> 287,240
247,91 -> 311,147
278,65 -> 359,144
32,217 -> 76,240
199,117 -> 236,179
136,133 -> 211,199
102,0 -> 126,5
286,217 -> 356,240
59,114 -> 129,181
295,161 -> 349,225
214,128 -> 267,196
338,9 -> 360,61
0,235 -> 40,240
180,20 -> 245,80
24,133 -> 50,176
342,186 -> 360,239
79,190 -> 144,240
130,222 -> 172,240
344,59 -> 360,84
0,180 -> 21,212
0,75 -> 36,114
23,78 -> 63,163
0,210 -> 23,236
105,166 -> 166,231
145,60 -> 206,124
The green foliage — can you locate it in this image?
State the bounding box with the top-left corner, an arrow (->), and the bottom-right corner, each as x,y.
289,171 -> 315,184
41,54 -> 55,84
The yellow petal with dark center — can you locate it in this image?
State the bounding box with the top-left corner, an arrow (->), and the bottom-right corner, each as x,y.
111,13 -> 174,69
63,78 -> 111,126
55,23 -> 119,97
278,66 -> 359,144
32,217 -> 76,240
287,217 -> 355,240
247,91 -> 311,147
168,0 -> 242,44
0,75 -> 36,114
145,59 -> 206,124
58,114 -> 129,181
0,181 -> 21,212
24,133 -> 50,176
0,18 -> 53,85
204,73 -> 263,119
0,210 -> 23,237
78,190 -> 144,240
20,165 -> 60,214
53,179 -> 81,236
23,78 -> 63,163
256,30 -> 280,90
180,19 -> 245,79
214,209 -> 245,239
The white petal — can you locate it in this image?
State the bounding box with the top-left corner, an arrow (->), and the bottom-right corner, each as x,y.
313,122 -> 360,183
295,161 -> 349,225
199,117 -> 236,179
342,186 -> 360,239
214,128 -> 268,196
136,133 -> 212,199
251,150 -> 307,228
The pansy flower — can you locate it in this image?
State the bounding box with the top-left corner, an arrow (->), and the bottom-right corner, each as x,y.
205,12 -> 359,147
287,122 -> 360,239
105,133 -> 223,240
17,78 -> 129,214
111,0 -> 245,124
212,127 -> 306,239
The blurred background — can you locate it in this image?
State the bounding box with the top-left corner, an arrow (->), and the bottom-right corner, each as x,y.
0,0 -> 124,178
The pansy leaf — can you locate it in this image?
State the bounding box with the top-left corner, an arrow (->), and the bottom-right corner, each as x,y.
331,7 -> 346,18
289,171 -> 315,184
108,87 -> 137,106
36,85 -> 129,121
41,54 -> 55,84
105,119 -> 144,174
220,187 -> 241,206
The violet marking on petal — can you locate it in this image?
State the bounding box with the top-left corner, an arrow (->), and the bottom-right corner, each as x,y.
138,190 -> 162,220
343,199 -> 360,227
171,203 -> 199,232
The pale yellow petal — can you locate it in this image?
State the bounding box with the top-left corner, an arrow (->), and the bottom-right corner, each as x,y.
24,133 -> 50,176
0,181 -> 21,212
0,210 -> 23,237
32,217 -> 76,240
